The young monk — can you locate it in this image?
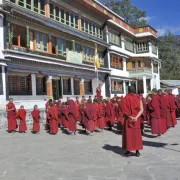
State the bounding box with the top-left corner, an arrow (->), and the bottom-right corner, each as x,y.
6,98 -> 17,133
75,97 -> 81,121
84,99 -> 95,136
67,99 -> 77,135
17,105 -> 27,133
93,99 -> 99,129
31,105 -> 40,134
61,102 -> 69,129
122,86 -> 144,157
96,84 -> 101,100
49,102 -> 59,135
45,99 -> 52,130
97,99 -> 105,132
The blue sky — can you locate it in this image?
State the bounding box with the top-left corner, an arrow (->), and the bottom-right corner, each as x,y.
131,0 -> 180,36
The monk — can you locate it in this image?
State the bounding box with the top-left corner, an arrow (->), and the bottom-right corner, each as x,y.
97,99 -> 105,132
168,89 -> 177,127
49,102 -> 59,135
105,98 -> 115,130
45,99 -> 52,130
61,102 -> 69,129
6,98 -> 17,133
116,97 -> 124,131
146,94 -> 152,126
93,99 -> 99,129
158,89 -> 167,134
175,95 -> 180,118
140,94 -> 146,134
84,99 -> 95,136
67,99 -> 77,135
31,105 -> 40,134
75,97 -> 81,121
149,88 -> 162,135
96,84 -> 101,100
17,105 -> 27,133
122,86 -> 143,157
57,98 -> 61,108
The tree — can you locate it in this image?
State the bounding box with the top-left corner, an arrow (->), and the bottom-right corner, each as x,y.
158,33 -> 180,80
99,0 -> 147,27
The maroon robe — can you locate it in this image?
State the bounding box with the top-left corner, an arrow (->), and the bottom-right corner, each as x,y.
61,105 -> 69,128
6,103 -> 17,131
146,99 -> 151,126
165,94 -> 173,128
149,94 -> 162,134
169,93 -> 177,126
67,100 -> 77,132
122,93 -> 143,151
159,93 -> 167,134
31,109 -> 40,132
105,101 -> 115,127
97,102 -> 105,129
93,102 -> 98,128
117,100 -> 124,130
96,87 -> 101,100
85,102 -> 95,132
45,102 -> 50,128
75,100 -> 81,121
18,109 -> 27,132
49,105 -> 59,134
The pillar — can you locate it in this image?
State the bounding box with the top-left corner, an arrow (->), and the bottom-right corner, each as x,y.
106,25 -> 109,43
150,78 -> 153,90
107,51 -> 110,69
80,79 -> 85,96
143,76 -> 147,97
26,26 -> 30,49
48,35 -> 52,54
46,76 -> 53,99
71,78 -> 74,95
123,80 -> 126,95
135,81 -> 138,93
149,41 -> 152,54
78,15 -> 82,31
123,57 -> 127,72
31,74 -> 36,96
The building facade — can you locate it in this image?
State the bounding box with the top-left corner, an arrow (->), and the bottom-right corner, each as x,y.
0,0 -> 161,110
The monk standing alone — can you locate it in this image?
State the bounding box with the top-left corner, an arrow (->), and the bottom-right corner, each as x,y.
122,86 -> 143,157
96,84 -> 101,100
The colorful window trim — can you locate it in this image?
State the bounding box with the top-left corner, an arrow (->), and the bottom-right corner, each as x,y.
110,55 -> 123,70
136,42 -> 149,53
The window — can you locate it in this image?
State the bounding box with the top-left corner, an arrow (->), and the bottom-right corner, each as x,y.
109,32 -> 121,46
27,0 -> 31,9
57,38 -> 67,56
99,51 -> 104,66
125,39 -> 134,52
66,11 -> 70,26
111,80 -> 123,94
30,30 -> 34,50
61,9 -> 65,23
35,32 -> 48,52
51,37 -> 56,54
40,0 -> 45,15
36,76 -> 46,95
137,42 -> 148,53
154,64 -> 158,73
12,25 -> 26,47
19,0 -> 24,7
152,44 -> 157,55
83,46 -> 95,63
34,0 -> 38,13
75,43 -> 82,53
10,0 -> 15,3
84,80 -> 92,95
74,79 -> 80,95
63,78 -> 71,95
8,75 -> 32,95
55,6 -> 60,21
132,61 -> 136,68
138,60 -> 142,68
111,55 -> 123,69
50,3 -> 54,19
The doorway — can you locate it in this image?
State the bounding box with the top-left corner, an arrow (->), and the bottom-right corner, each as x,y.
52,78 -> 62,100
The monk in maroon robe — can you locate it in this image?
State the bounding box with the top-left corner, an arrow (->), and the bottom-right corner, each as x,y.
96,84 -> 101,100
105,98 -> 115,130
116,97 -> 124,131
61,102 -> 69,129
97,100 -> 105,132
6,98 -> 17,133
93,99 -> 98,129
84,99 -> 95,135
175,95 -> 180,118
49,103 -> 59,135
168,89 -> 177,127
158,89 -> 167,134
122,86 -> 143,157
67,99 -> 77,135
45,99 -> 52,130
146,95 -> 152,126
149,89 -> 162,135
75,97 -> 81,121
31,105 -> 40,133
17,105 -> 27,133
57,98 -> 61,108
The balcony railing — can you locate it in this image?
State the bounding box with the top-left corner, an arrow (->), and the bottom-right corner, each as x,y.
128,68 -> 152,74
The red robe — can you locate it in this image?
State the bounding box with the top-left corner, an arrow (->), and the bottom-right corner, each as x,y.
18,109 -> 27,132
149,94 -> 162,134
93,103 -> 98,128
169,93 -> 177,126
159,93 -> 167,134
45,102 -> 50,128
6,103 -> 17,131
117,101 -> 124,130
165,94 -> 173,128
85,102 -> 95,132
75,100 -> 81,121
49,105 -> 59,134
96,87 -> 101,100
61,106 -> 69,128
97,102 -> 105,129
31,109 -> 40,132
122,93 -> 143,151
67,100 -> 77,132
146,99 -> 151,126
105,102 -> 115,127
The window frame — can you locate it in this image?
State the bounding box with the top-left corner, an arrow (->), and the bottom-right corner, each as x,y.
84,79 -> 93,95
125,38 -> 134,53
110,55 -> 123,70
136,42 -> 149,53
63,78 -> 72,95
36,76 -> 46,95
111,79 -> 124,94
109,32 -> 121,46
74,79 -> 80,95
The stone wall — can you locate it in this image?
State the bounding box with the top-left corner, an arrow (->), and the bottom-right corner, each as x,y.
0,109 -> 46,130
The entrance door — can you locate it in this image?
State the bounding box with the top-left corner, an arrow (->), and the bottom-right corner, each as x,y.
52,80 -> 59,100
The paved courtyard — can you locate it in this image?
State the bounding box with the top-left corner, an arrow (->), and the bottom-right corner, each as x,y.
0,122 -> 180,180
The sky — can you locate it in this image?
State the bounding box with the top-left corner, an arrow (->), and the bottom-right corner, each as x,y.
131,0 -> 180,36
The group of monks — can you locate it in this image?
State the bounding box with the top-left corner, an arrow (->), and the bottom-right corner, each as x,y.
6,85 -> 179,157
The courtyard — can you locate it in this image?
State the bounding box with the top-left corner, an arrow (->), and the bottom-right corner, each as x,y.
0,122 -> 180,180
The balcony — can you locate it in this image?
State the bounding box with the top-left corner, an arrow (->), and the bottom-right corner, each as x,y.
128,68 -> 152,78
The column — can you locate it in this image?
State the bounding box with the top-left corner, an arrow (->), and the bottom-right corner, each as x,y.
80,79 -> 85,96
123,57 -> 127,72
31,74 -> 36,96
26,26 -> 30,49
158,63 -> 160,75
123,80 -> 126,95
78,15 -> 82,31
105,25 -> 109,43
143,76 -> 147,96
0,66 -> 5,97
107,51 -> 110,69
149,41 -> 152,54
150,78 -> 153,90
46,76 -> 53,99
121,36 -> 125,50
135,81 -> 138,94
45,0 -> 50,18
71,78 -> 74,96
48,35 -> 52,54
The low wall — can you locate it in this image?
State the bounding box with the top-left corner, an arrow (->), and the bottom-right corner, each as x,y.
0,109 -> 46,130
